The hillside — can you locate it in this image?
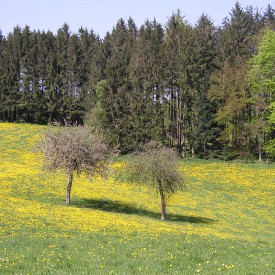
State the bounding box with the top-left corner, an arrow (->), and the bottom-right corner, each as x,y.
0,123 -> 274,274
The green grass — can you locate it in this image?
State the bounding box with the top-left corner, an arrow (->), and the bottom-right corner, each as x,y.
0,123 -> 274,274
2,229 -> 274,274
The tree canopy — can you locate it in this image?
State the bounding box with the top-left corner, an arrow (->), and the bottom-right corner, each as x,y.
121,143 -> 185,220
1,2 -> 275,160
39,126 -> 110,203
249,30 -> 275,158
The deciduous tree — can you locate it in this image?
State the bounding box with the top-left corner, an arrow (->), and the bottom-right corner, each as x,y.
39,126 -> 110,204
122,143 -> 184,221
249,30 -> 275,160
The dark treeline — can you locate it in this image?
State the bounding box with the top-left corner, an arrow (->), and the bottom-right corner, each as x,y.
1,3 -> 275,159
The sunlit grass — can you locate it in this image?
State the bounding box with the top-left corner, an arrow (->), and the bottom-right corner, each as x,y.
0,122 -> 274,274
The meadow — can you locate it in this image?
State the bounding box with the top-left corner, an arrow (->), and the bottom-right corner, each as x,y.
0,122 -> 274,274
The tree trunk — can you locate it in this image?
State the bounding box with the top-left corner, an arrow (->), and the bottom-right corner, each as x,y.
258,119 -> 263,162
191,145 -> 195,158
258,139 -> 262,162
203,142 -> 207,154
66,173 -> 73,204
158,185 -> 166,221
16,107 -> 19,122
177,93 -> 183,155
182,135 -> 186,158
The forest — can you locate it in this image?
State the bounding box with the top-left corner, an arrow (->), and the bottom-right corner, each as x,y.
1,2 -> 275,160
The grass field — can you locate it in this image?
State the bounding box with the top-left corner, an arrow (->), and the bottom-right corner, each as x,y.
0,122 -> 274,274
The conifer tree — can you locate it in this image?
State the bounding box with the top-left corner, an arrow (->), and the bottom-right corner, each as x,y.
187,14 -> 218,156
163,11 -> 186,152
2,27 -> 21,122
209,3 -> 259,155
78,28 -> 101,111
98,18 -> 137,152
55,23 -> 71,123
129,19 -> 165,148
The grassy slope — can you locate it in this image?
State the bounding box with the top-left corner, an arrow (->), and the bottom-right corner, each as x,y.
0,123 -> 274,274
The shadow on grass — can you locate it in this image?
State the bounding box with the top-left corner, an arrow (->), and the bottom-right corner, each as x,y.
71,198 -> 216,224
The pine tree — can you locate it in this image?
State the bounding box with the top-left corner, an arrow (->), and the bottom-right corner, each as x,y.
209,3 -> 260,155
78,27 -> 101,111
187,14 -> 218,156
0,30 -> 6,121
42,30 -> 60,123
18,26 -> 37,122
129,19 -> 165,149
1,27 -> 21,122
32,30 -> 54,123
163,11 -> 186,152
220,2 -> 258,62
93,18 -> 137,152
54,23 -> 72,123
263,4 -> 275,30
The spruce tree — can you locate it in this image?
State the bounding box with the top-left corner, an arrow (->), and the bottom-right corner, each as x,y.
97,18 -> 137,153
187,14 -> 218,156
163,11 -> 186,152
209,3 -> 260,155
129,19 -> 165,148
2,27 -> 21,122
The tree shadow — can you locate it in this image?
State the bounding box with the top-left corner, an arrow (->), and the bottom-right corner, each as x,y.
71,198 -> 216,224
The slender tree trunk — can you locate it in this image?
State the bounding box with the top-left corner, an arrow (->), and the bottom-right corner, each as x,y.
177,93 -> 182,155
168,98 -> 172,147
66,173 -> 73,204
16,107 -> 19,122
192,145 -> 195,158
182,135 -> 186,158
8,109 -> 11,122
258,133 -> 262,162
158,185 -> 166,221
258,117 -> 263,162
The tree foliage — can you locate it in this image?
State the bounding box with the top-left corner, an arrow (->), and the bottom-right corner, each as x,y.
1,3 -> 275,160
249,30 -> 275,159
39,126 -> 110,203
122,143 -> 184,220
